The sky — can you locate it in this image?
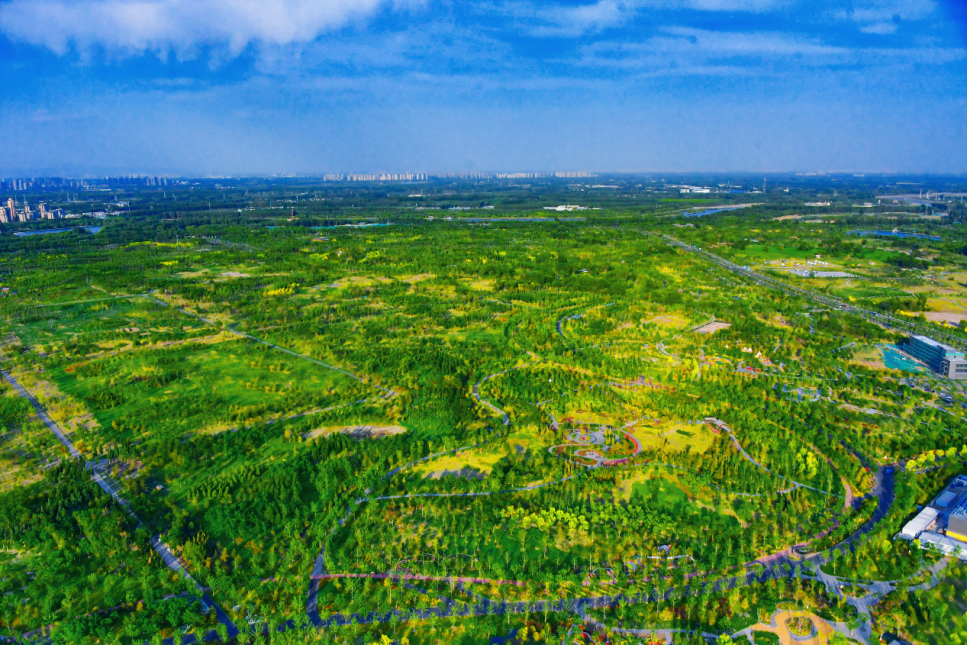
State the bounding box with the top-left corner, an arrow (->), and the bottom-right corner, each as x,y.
0,0 -> 965,175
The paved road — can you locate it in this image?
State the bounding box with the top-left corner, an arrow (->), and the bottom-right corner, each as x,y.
471,380 -> 510,425
660,234 -> 967,351
2,369 -> 81,459
303,418 -> 870,632
1,369 -> 240,645
9,289 -> 912,641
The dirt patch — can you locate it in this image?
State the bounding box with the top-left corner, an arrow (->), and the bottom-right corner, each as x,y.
177,269 -> 210,279
220,271 -> 251,279
695,321 -> 731,334
924,311 -> 967,325
767,315 -> 791,327
426,467 -> 486,480
304,425 -> 408,440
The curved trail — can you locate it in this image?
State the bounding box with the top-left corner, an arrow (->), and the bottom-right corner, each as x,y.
306,363 -> 894,632
591,550 -> 948,645
470,360 -> 545,426
21,290 -> 900,639
723,427 -> 837,497
305,466 -> 896,631
555,302 -> 615,341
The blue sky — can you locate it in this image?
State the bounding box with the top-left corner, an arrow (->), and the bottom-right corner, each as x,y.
0,0 -> 965,175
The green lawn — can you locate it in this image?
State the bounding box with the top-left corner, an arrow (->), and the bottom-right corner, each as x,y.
47,336 -> 370,449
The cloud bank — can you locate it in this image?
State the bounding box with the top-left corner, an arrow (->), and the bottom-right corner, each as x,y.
0,0 -> 417,55
0,0 -> 945,59
0,0 -> 964,175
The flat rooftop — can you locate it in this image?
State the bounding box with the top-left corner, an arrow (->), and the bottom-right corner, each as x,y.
911,335 -> 959,354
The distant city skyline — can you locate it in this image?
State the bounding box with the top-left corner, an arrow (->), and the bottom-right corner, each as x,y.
0,195 -> 64,223
5,171 -> 967,187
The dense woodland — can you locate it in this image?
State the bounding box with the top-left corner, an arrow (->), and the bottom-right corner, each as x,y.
0,176 -> 964,644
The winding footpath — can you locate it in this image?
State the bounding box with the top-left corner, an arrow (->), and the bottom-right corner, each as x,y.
304,450 -> 901,636
13,289 -> 927,642
471,361 -> 541,426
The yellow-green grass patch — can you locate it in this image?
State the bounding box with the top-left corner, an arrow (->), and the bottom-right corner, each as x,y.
645,315 -> 690,328
559,410 -> 619,426
626,420 -> 715,454
467,279 -> 495,291
410,448 -> 505,478
411,427 -> 544,477
927,298 -> 967,313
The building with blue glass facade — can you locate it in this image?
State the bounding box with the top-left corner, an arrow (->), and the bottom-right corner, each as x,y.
906,335 -> 967,380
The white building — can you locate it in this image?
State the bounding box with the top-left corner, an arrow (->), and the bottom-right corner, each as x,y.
899,506 -> 938,540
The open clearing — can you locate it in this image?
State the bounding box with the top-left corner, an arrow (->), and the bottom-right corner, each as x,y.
304,425 -> 408,440
627,420 -> 715,454
646,315 -> 690,328
410,448 -> 505,478
696,321 -> 732,334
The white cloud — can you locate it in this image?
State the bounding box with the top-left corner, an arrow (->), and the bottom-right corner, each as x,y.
848,0 -> 936,22
860,22 -> 898,34
479,0 -> 780,37
572,27 -> 966,70
834,0 -> 936,34
0,0 -> 420,55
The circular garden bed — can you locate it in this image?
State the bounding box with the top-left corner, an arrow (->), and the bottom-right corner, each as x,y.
785,615 -> 818,641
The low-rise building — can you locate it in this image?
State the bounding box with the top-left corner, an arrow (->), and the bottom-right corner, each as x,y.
900,506 -> 938,539
902,475 -> 967,559
905,335 -> 967,380
946,502 -> 967,542
918,531 -> 967,558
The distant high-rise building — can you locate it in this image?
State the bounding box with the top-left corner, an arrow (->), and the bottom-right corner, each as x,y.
39,203 -> 50,219
6,198 -> 14,223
